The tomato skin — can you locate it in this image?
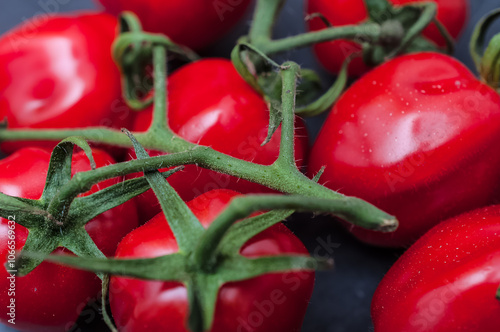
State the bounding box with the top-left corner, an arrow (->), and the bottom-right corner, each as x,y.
308,52 -> 500,247
306,0 -> 468,76
371,205 -> 500,331
129,59 -> 309,222
0,148 -> 139,331
110,189 -> 314,332
96,0 -> 252,50
0,13 -> 133,154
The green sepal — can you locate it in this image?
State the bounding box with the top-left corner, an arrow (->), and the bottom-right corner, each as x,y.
433,18 -> 454,54
12,228 -> 60,277
295,69 -> 324,106
68,168 -> 183,226
296,57 -> 351,117
218,210 -> 294,254
481,34 -> 500,91
60,228 -> 107,279
15,227 -> 107,278
123,129 -> 204,252
263,98 -> 282,146
258,69 -> 323,109
231,43 -> 279,95
364,0 -> 393,23
218,255 -> 333,283
0,193 -> 48,228
258,71 -> 283,146
470,9 -> 500,71
362,0 -> 452,66
257,67 -> 325,142
397,35 -> 442,54
34,252 -> 187,281
41,136 -> 95,204
470,9 -> 500,91
496,283 -> 500,301
388,2 -> 439,57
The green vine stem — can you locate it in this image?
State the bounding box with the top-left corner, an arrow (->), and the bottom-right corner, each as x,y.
245,0 -> 451,63
248,0 -> 286,45
470,9 -> 500,91
252,23 -> 382,55
0,28 -> 398,233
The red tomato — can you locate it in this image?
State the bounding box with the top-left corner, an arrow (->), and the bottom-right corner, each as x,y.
95,0 -> 252,50
0,13 -> 133,154
129,58 -> 309,222
110,189 -> 314,332
0,148 -> 139,331
308,52 -> 500,247
372,205 -> 500,331
306,0 -> 468,76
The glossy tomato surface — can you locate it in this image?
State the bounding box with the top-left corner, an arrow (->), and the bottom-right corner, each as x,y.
0,148 -> 139,331
129,59 -> 309,222
306,0 -> 468,76
110,189 -> 314,332
309,52 -> 500,247
372,205 -> 500,331
96,0 -> 252,50
0,13 -> 132,154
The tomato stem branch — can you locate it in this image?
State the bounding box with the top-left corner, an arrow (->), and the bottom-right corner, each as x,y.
150,46 -> 169,131
255,23 -> 381,55
276,61 -> 299,168
248,0 -> 285,44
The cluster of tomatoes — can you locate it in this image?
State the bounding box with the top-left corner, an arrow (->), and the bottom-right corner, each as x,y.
0,0 -> 499,331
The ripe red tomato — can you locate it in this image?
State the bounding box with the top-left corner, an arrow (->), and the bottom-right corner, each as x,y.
129,58 -> 309,222
372,205 -> 500,331
0,147 -> 139,331
306,0 -> 468,76
110,189 -> 314,331
0,13 -> 133,154
308,52 -> 500,247
95,0 -> 252,50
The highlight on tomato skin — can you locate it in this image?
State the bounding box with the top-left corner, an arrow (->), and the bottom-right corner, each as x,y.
0,13 -> 134,156
95,0 -> 253,50
110,189 -> 315,332
371,205 -> 500,332
308,52 -> 500,248
0,147 -> 139,332
127,58 -> 309,223
306,0 -> 469,76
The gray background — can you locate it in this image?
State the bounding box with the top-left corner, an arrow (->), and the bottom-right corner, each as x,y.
0,0 -> 499,331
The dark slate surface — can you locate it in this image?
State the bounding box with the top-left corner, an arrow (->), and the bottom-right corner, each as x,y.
0,0 -> 498,331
